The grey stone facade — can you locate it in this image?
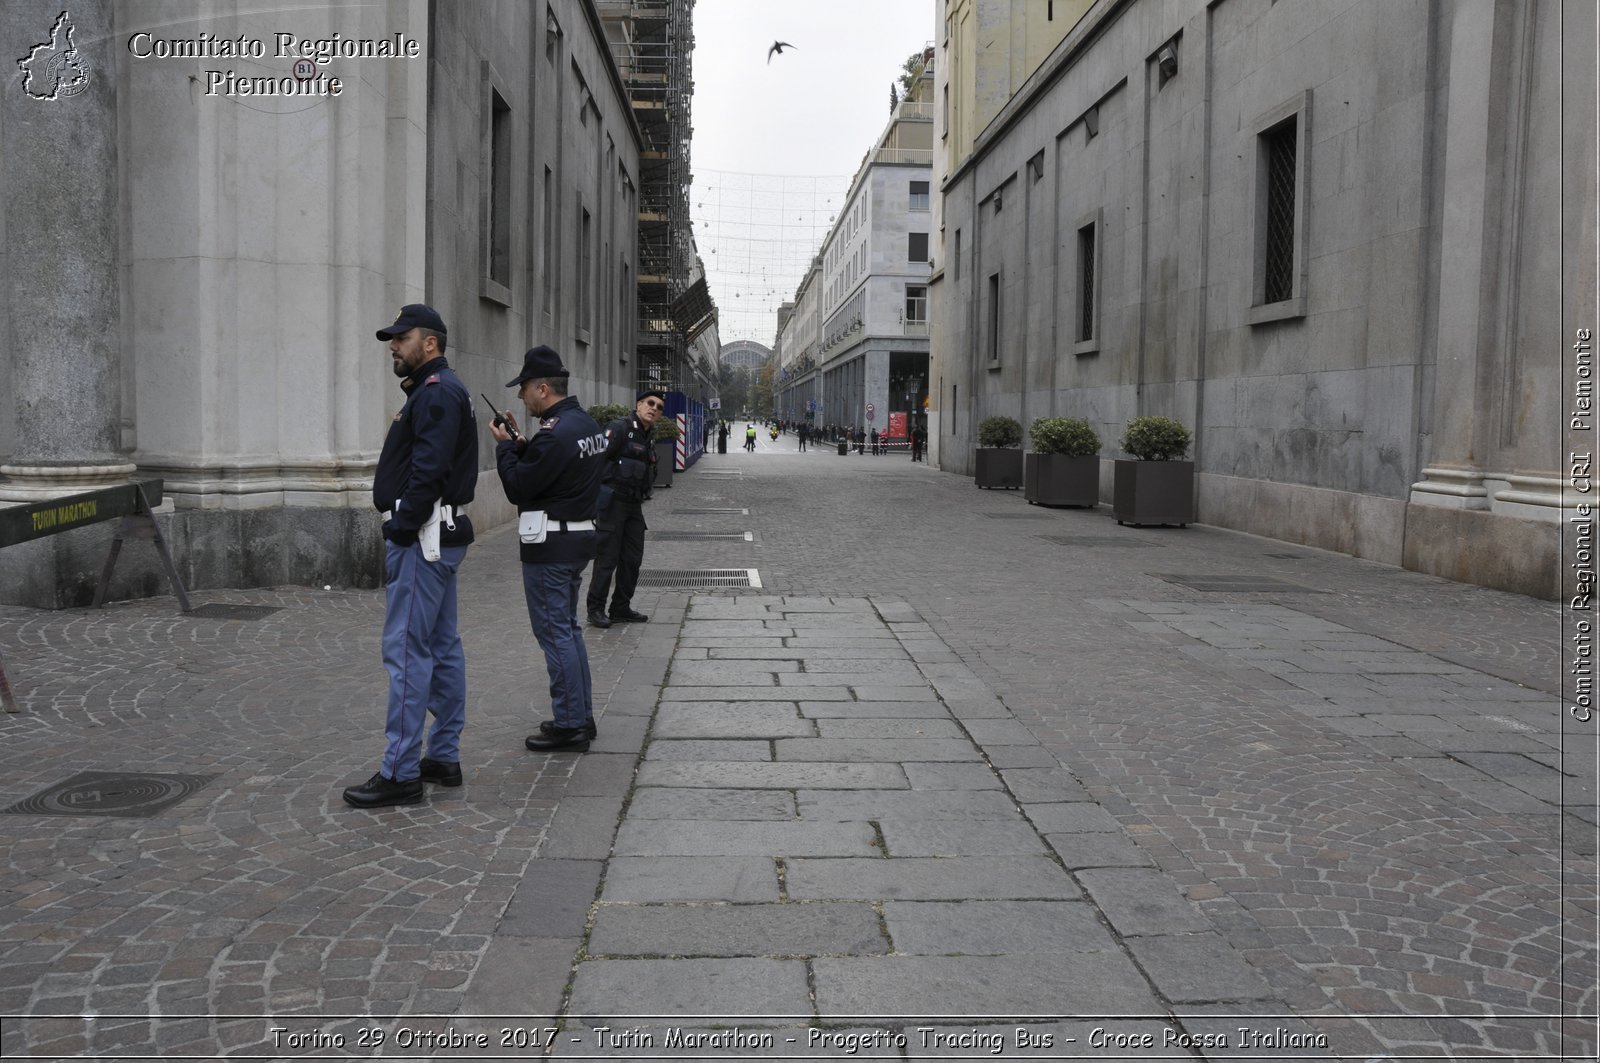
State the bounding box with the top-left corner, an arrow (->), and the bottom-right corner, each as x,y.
0,0 -> 640,605
932,0 -> 1592,599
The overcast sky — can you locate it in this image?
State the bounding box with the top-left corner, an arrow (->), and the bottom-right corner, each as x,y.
689,0 -> 936,345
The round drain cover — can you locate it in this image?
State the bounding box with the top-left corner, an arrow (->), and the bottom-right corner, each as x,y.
6,771 -> 215,817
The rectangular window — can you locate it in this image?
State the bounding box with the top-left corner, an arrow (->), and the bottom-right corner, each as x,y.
908,232 -> 929,262
909,180 -> 929,211
543,167 -> 556,314
1261,118 -> 1298,305
487,89 -> 511,288
1077,222 -> 1096,342
953,229 -> 961,279
950,383 -> 957,434
987,273 -> 1001,363
579,206 -> 593,333
1248,92 -> 1310,323
905,285 -> 927,323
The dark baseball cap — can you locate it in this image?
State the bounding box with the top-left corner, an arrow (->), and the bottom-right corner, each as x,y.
506,345 -> 569,387
376,303 -> 447,340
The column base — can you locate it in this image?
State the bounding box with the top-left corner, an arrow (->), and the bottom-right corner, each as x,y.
0,462 -> 140,501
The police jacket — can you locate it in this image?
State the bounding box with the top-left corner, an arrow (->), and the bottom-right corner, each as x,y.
373,356 -> 477,547
495,394 -> 608,564
599,415 -> 657,504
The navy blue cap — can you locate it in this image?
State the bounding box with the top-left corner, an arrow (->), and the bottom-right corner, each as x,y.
506,345 -> 569,387
376,303 -> 447,340
637,389 -> 666,403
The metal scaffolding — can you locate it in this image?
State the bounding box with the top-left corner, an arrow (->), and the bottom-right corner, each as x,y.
597,0 -> 705,395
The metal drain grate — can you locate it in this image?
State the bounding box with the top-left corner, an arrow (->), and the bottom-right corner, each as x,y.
650,531 -> 754,542
185,604 -> 283,620
672,508 -> 750,515
635,568 -> 762,589
1040,535 -> 1159,548
1154,573 -> 1324,593
983,512 -> 1053,520
4,771 -> 217,818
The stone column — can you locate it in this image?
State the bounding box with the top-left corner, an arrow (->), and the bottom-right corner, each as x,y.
0,0 -> 133,499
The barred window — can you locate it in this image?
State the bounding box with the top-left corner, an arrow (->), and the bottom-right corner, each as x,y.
1261,117 -> 1298,305
1077,223 -> 1096,343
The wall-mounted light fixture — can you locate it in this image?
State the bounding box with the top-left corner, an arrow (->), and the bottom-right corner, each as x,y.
1156,43 -> 1178,86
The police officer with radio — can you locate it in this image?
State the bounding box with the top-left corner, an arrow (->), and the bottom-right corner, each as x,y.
585,390 -> 662,629
490,346 -> 608,753
343,303 -> 478,809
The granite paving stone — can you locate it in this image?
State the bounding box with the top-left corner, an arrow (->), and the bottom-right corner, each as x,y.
1125,933 -> 1277,1002
588,902 -> 887,957
796,789 -> 1021,820
1078,870 -> 1216,936
643,739 -> 772,761
785,857 -> 1081,900
599,858 -> 780,903
812,952 -> 1161,1017
878,819 -> 1050,857
566,957 -> 811,1021
814,718 -> 965,739
637,762 -> 909,789
623,788 -> 797,821
611,820 -> 879,857
774,738 -> 982,762
882,900 -> 1116,954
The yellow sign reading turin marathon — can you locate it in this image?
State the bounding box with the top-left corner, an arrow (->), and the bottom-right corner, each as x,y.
31,499 -> 98,533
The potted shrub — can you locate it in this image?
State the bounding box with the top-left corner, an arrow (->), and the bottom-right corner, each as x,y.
586,402 -> 632,427
652,417 -> 681,487
1024,417 -> 1101,507
1114,415 -> 1195,526
974,415 -> 1023,489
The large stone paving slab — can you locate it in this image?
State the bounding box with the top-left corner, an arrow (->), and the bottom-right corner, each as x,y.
785,857 -> 1080,900
775,738 -> 982,762
652,703 -> 814,738
588,903 -> 887,957
882,900 -> 1116,954
600,858 -> 779,902
812,952 -> 1161,1017
611,820 -> 879,857
624,787 -> 796,821
637,762 -> 909,789
878,819 -> 1049,857
567,958 -> 811,1021
797,789 -> 1021,820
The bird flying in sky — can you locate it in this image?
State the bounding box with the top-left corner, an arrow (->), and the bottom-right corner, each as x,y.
767,40 -> 795,64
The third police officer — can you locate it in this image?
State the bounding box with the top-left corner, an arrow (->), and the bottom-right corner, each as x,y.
586,390 -> 663,628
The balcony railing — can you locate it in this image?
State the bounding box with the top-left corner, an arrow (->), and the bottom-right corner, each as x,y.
874,147 -> 933,165
895,101 -> 934,120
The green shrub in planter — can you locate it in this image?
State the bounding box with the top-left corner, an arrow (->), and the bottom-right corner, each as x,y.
587,402 -> 632,426
1120,416 -> 1191,461
1029,416 -> 1101,457
977,415 -> 1023,449
653,418 -> 682,441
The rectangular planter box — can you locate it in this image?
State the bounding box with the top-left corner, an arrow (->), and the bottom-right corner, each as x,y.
1113,459 -> 1195,526
1024,453 -> 1100,507
974,448 -> 1023,489
654,439 -> 675,487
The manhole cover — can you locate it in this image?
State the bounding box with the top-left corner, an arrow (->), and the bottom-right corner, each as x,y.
672,508 -> 750,515
1154,574 -> 1324,593
1040,535 -> 1159,548
650,531 -> 754,541
635,568 -> 762,588
4,771 -> 217,818
186,604 -> 282,621
983,513 -> 1053,520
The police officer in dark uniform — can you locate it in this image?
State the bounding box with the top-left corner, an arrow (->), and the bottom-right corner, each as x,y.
586,390 -> 663,628
490,346 -> 609,753
344,304 -> 478,809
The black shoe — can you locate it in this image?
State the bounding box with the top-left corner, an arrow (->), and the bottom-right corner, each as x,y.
418,757 -> 463,787
525,727 -> 591,753
539,718 -> 598,739
342,772 -> 424,808
587,610 -> 613,628
609,608 -> 649,623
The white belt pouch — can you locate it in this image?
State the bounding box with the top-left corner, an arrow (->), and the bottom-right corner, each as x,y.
519,510 -> 548,544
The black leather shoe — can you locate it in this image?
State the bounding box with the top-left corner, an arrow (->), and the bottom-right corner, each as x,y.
342,772 -> 424,808
525,727 -> 591,753
587,610 -> 613,628
609,608 -> 649,623
418,757 -> 463,787
539,718 -> 598,739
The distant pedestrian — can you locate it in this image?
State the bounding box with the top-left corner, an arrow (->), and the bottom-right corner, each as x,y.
587,391 -> 662,629
797,423 -> 808,452
870,427 -> 880,455
910,424 -> 925,462
491,346 -> 608,754
717,420 -> 728,454
344,304 -> 478,810
745,424 -> 757,452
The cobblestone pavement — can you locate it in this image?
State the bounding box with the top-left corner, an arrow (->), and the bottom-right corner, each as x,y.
0,434 -> 1594,1061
